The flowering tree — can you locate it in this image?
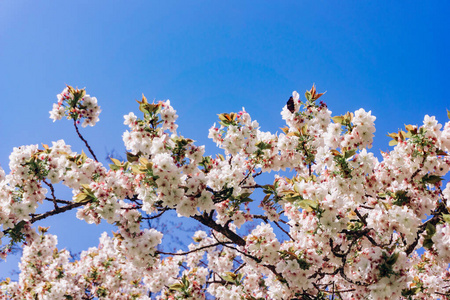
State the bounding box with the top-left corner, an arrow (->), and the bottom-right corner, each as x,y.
1,85 -> 450,299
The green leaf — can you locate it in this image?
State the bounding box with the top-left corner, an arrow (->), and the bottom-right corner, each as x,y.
80,183 -> 91,190
256,142 -> 272,150
126,152 -> 140,162
262,184 -> 274,194
73,192 -> 89,203
221,274 -> 236,283
425,222 -> 436,236
284,194 -> 301,203
423,238 -> 434,249
377,193 -> 387,199
389,139 -> 398,146
402,287 -> 419,297
130,165 -> 145,174
168,283 -> 184,292
110,158 -> 122,166
297,257 -> 312,270
386,252 -> 399,265
109,164 -> 121,171
447,109 -> 450,120
344,149 -> 356,159
240,192 -> 252,199
296,199 -> 318,211
443,214 -> 450,224
242,197 -> 252,203
421,174 -> 444,184
139,103 -> 151,115
181,275 -> 189,287
78,89 -> 86,99
331,116 -> 345,124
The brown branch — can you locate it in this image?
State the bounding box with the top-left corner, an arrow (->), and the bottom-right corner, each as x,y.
354,209 -> 367,226
73,120 -> 98,162
234,262 -> 246,274
30,201 -> 90,223
405,202 -> 447,255
157,242 -> 229,256
240,184 -> 263,189
329,233 -> 370,287
192,212 -> 246,246
238,169 -> 263,186
43,179 -> 58,209
141,208 -> 169,220
274,220 -> 294,241
321,287 -> 355,294
238,169 -> 253,186
359,204 -> 375,210
330,231 -> 364,258
253,214 -> 269,221
211,231 -> 255,261
277,217 -> 290,225
44,197 -> 72,205
252,170 -> 262,178
206,279 -> 228,285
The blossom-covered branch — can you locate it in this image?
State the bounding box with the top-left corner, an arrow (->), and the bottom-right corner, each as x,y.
1,85 -> 450,299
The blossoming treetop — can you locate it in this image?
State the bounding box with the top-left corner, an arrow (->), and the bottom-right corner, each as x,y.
1,85 -> 450,299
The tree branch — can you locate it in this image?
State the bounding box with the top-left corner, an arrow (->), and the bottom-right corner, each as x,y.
73,119 -> 98,162
157,242 -> 230,256
30,201 -> 90,223
191,212 -> 246,246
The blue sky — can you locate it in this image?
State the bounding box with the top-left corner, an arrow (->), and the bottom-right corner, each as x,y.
1,1 -> 449,278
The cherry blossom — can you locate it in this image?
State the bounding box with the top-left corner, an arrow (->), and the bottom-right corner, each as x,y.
1,85 -> 450,299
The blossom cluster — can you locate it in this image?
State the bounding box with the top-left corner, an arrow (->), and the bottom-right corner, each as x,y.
1,85 -> 450,299
49,86 -> 101,127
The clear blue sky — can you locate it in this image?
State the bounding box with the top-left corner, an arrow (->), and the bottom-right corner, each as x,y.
1,1 -> 449,278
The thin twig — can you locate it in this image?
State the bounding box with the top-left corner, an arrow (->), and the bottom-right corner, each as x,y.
234,262 -> 246,274
157,242 -> 229,256
44,197 -> 72,205
73,120 -> 98,162
141,208 -> 169,220
31,201 -> 90,223
240,184 -> 263,189
274,220 -> 294,241
43,179 -> 58,209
